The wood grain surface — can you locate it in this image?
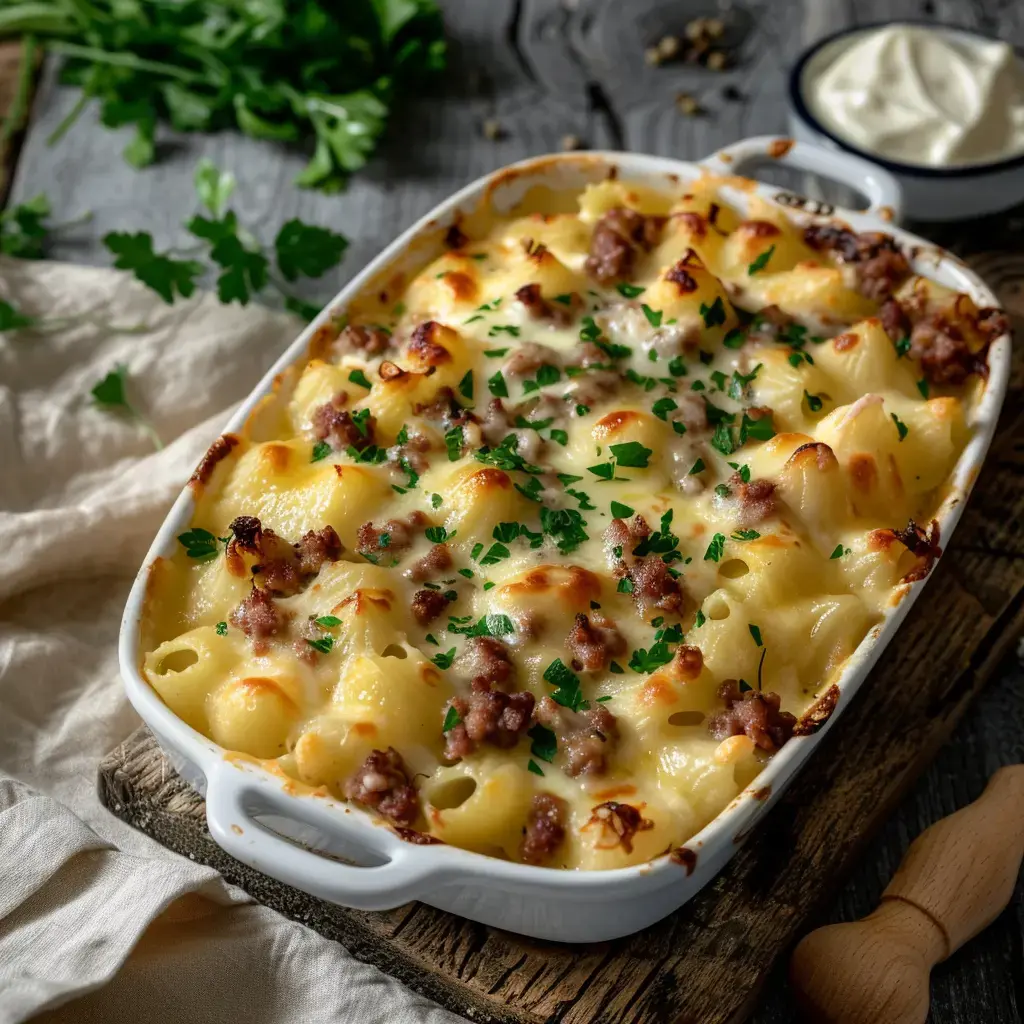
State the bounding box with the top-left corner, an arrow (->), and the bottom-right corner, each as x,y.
5,0 -> 1024,1020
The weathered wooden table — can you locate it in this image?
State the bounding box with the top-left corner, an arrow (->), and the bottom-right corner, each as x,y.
3,1 -> 1023,1021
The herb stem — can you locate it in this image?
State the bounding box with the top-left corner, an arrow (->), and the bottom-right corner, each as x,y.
46,89 -> 90,147
47,41 -> 207,84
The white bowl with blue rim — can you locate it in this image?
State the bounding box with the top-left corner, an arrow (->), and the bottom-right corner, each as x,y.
788,22 -> 1024,222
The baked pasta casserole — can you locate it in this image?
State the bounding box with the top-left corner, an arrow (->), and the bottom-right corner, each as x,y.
141,173 -> 1006,869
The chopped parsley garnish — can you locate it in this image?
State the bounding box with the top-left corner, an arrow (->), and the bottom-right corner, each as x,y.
729,461 -> 751,483
487,370 -> 508,398
641,304 -> 663,328
739,679 -> 753,693
527,759 -> 545,776
177,527 -> 224,561
489,324 -> 520,337
576,403 -> 590,417
689,458 -> 705,475
894,335 -> 911,358
804,390 -> 824,412
891,412 -> 909,441
668,355 -> 687,377
445,425 -> 464,461
305,635 -> 334,655
315,615 -> 341,627
710,369 -> 729,391
732,529 -> 760,541
715,484 -> 731,497
540,507 -> 589,554
691,380 -> 706,392
396,424 -> 409,446
710,422 -> 737,456
430,493 -> 442,509
477,297 -> 502,312
652,397 -> 677,421
350,408 -> 372,438
672,421 -> 688,436
544,658 -> 589,712
442,704 -> 461,731
550,429 -> 568,446
311,440 -> 332,462
632,509 -> 681,563
480,542 -> 511,565
917,379 -> 930,399
348,368 -> 372,390
463,314 -> 485,325
596,695 -> 613,703
458,370 -> 474,402
629,641 -> 674,674
704,533 -> 726,562
457,568 -> 474,578
433,648 -> 457,671
484,347 -> 509,357
425,525 -> 452,544
729,365 -> 761,400
740,412 -> 775,443
345,444 -> 389,465
215,621 -> 228,635
609,441 -> 653,467
747,244 -> 775,275
579,316 -> 602,342
749,623 -> 763,647
448,613 -> 515,638
723,327 -> 746,349
558,473 -> 583,486
528,723 -> 557,763
694,609 -> 706,628
515,476 -> 544,502
616,282 -> 645,298
830,544 -> 851,559
617,578 -> 634,593
700,296 -> 726,328
553,293 -> 574,305
610,500 -> 635,519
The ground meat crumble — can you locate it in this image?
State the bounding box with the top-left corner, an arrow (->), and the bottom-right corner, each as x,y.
520,793 -> 568,865
534,696 -> 619,776
707,680 -> 796,752
443,680 -> 535,761
343,748 -> 419,826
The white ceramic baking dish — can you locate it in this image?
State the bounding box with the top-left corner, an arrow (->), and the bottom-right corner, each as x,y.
119,137 -> 1010,943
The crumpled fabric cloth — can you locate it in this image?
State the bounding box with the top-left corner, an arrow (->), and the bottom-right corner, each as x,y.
0,257 -> 461,1024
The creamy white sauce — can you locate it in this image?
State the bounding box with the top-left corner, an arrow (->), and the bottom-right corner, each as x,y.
806,25 -> 1024,167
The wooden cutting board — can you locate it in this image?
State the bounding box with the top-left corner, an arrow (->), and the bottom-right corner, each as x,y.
99,257 -> 1024,1024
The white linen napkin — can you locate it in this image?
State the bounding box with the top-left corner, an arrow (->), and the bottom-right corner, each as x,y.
0,256 -> 461,1024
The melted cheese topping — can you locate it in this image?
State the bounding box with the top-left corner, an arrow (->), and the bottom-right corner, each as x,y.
141,175 -> 989,870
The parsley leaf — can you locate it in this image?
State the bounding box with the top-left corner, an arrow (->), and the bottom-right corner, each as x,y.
540,507 -> 589,554
894,335 -> 912,358
641,304 -> 663,328
104,232 -> 203,304
629,641 -> 674,673
425,525 -> 452,543
616,282 -> 645,298
275,219 -> 348,282
177,527 -> 224,561
315,615 -> 342,628
544,658 -> 589,712
747,244 -> 775,275
91,363 -> 163,450
487,370 -> 508,398
528,759 -> 545,776
434,648 -> 458,671
0,299 -> 38,332
830,544 -> 851,559
804,390 -> 824,412
749,623 -> 763,647
458,369 -> 474,402
609,441 -> 653,468
917,379 -> 930,399
732,529 -> 760,541
704,533 -> 726,562
689,458 -> 705,475
445,426 -> 465,461
700,296 -> 726,328
723,327 -> 746,349
891,412 -> 909,441
442,704 -> 461,731
215,621 -> 228,636
610,500 -> 635,519
528,723 -> 557,762
311,440 -> 332,462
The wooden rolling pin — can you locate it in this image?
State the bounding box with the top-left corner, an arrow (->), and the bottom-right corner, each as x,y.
790,764 -> 1024,1024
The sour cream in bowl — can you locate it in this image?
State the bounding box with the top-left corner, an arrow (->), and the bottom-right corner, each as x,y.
789,22 -> 1024,221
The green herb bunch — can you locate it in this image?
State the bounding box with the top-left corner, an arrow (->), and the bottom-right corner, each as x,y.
0,0 -> 446,191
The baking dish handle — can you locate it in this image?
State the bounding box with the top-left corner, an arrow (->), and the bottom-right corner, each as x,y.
699,136 -> 903,223
205,762 -> 447,910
